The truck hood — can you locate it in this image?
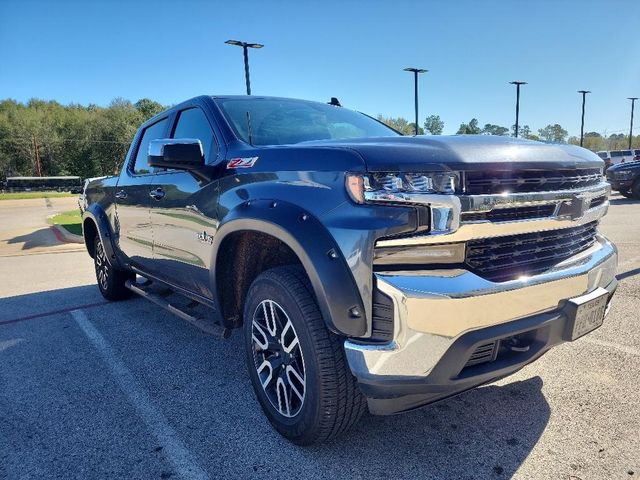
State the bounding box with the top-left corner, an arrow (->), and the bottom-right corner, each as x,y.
607,160 -> 640,171
299,135 -> 604,172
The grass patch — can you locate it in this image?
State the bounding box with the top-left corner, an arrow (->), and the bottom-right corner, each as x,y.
0,191 -> 77,200
48,209 -> 82,236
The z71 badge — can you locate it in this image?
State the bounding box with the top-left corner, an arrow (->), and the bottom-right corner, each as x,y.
227,156 -> 259,169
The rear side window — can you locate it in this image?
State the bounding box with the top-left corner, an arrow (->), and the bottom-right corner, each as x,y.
172,108 -> 215,163
611,151 -> 623,157
623,150 -> 633,155
132,118 -> 169,174
597,152 -> 608,159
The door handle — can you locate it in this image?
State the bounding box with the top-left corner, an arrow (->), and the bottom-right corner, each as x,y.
115,190 -> 127,200
149,188 -> 165,200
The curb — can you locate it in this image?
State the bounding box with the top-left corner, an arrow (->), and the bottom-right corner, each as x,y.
50,224 -> 84,244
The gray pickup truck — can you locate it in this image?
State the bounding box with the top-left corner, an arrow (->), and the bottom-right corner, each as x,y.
80,95 -> 617,445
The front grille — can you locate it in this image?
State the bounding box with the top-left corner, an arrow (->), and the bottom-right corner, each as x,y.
464,168 -> 602,195
466,221 -> 599,282
461,204 -> 556,223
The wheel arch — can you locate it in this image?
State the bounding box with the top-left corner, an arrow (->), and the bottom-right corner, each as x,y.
211,200 -> 367,337
81,204 -> 123,268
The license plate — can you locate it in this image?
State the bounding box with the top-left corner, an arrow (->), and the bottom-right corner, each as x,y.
567,290 -> 608,341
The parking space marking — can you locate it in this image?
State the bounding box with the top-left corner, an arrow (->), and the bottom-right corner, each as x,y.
71,309 -> 210,480
582,337 -> 640,357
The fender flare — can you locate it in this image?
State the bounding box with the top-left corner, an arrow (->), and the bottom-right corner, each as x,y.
210,199 -> 367,337
82,204 -> 124,269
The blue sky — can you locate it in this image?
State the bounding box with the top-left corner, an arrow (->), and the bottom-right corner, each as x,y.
1,0 -> 639,136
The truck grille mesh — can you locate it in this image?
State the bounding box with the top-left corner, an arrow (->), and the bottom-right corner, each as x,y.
466,221 -> 599,282
464,168 -> 602,195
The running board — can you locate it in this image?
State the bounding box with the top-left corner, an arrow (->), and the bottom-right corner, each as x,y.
125,280 -> 231,338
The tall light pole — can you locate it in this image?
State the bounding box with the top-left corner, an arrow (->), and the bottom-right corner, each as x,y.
578,90 -> 591,147
404,68 -> 428,136
628,97 -> 638,149
225,40 -> 264,95
510,81 -> 527,137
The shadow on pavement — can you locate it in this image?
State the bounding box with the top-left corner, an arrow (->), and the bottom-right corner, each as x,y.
618,266 -> 640,281
0,285 -> 550,480
6,227 -> 61,250
0,284 -> 105,322
309,376 -> 549,479
609,196 -> 640,205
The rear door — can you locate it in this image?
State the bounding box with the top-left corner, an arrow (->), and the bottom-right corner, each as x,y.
147,105 -> 221,299
115,116 -> 170,269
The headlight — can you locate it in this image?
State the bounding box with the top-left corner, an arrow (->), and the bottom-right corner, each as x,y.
346,171 -> 460,204
614,170 -> 634,180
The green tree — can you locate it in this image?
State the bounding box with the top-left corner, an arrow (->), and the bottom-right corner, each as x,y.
537,124 -> 568,143
510,124 -> 539,140
482,124 -> 509,136
457,118 -> 481,134
377,115 -> 423,135
135,98 -> 164,120
424,115 -> 444,135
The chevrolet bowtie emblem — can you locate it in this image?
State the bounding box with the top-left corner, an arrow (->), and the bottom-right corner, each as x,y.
556,194 -> 590,220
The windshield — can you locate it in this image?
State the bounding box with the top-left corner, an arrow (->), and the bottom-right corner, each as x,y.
215,97 -> 399,146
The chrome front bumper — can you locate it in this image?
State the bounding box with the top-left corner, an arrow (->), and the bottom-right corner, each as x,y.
344,234 -> 617,385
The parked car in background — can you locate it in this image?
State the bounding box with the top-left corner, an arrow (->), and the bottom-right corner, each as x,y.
633,149 -> 640,161
596,151 -> 612,170
610,150 -> 634,165
606,160 -> 640,198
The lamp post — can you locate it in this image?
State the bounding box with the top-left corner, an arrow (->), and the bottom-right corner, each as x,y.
510,81 -> 527,137
225,40 -> 264,95
628,97 -> 638,149
578,90 -> 591,147
403,68 -> 428,136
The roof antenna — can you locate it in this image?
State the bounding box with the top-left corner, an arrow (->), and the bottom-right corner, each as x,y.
246,111 -> 254,146
328,97 -> 342,107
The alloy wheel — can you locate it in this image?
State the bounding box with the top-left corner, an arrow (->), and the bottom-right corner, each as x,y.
251,299 -> 306,418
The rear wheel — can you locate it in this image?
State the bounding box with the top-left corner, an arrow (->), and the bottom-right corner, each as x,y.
631,179 -> 640,199
620,190 -> 633,198
243,266 -> 367,445
94,235 -> 133,301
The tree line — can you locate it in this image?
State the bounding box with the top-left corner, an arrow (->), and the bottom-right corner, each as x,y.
0,98 -> 166,180
377,114 -> 639,151
1,98 -> 639,180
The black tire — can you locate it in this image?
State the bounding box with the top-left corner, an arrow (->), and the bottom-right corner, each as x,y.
631,180 -> 640,199
243,266 -> 367,445
620,190 -> 633,198
94,235 -> 133,301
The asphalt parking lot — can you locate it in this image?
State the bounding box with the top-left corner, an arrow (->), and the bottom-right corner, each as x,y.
0,196 -> 638,480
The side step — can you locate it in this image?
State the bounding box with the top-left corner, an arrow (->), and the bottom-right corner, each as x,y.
125,280 -> 231,338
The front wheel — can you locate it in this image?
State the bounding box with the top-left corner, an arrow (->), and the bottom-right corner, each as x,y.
243,266 -> 367,445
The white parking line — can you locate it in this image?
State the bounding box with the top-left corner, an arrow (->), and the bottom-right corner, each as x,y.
71,309 -> 209,480
582,337 -> 640,357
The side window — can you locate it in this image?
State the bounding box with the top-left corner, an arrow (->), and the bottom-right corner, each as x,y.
132,118 -> 168,175
172,108 -> 215,163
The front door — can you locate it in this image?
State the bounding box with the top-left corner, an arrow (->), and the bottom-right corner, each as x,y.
147,106 -> 220,299
115,116 -> 170,269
